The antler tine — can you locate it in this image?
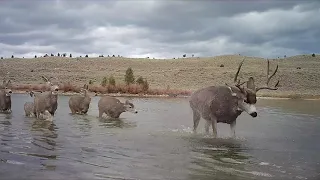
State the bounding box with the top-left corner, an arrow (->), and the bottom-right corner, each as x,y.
256,60 -> 280,92
41,76 -> 49,82
267,64 -> 278,86
234,58 -> 245,84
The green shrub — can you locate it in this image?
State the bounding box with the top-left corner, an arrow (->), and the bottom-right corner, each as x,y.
136,76 -> 144,85
101,77 -> 108,87
108,76 -> 116,86
124,67 -> 135,85
142,79 -> 149,91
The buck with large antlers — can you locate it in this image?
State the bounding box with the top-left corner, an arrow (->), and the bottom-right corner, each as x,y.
189,58 -> 280,138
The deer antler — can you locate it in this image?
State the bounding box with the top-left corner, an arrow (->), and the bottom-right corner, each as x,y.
255,60 -> 280,92
41,76 -> 49,82
233,58 -> 247,92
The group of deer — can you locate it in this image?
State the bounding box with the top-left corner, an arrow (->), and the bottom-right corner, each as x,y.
1,58 -> 279,138
0,76 -> 138,120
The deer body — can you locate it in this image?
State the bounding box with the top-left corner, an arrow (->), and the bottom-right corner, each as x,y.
0,80 -> 12,114
190,59 -> 279,138
24,91 -> 37,117
98,96 -> 138,118
24,102 -> 35,117
33,76 -> 59,119
69,84 -> 91,115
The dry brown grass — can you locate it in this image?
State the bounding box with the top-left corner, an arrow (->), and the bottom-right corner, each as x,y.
1,54 -> 320,98
11,83 -> 191,96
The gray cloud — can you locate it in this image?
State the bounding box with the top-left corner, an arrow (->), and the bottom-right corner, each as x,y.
0,0 -> 319,59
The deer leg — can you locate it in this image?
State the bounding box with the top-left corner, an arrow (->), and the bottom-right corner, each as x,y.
98,110 -> 103,118
230,121 -> 236,138
205,120 -> 211,135
192,110 -> 201,133
211,116 -> 218,138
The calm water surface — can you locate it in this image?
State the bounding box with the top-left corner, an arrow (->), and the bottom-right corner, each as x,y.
0,94 -> 320,180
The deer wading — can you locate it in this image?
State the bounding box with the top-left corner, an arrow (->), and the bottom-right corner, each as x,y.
189,58 -> 280,138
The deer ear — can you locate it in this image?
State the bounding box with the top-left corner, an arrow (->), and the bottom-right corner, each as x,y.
247,77 -> 255,90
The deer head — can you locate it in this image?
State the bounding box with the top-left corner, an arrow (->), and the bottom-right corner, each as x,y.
2,80 -> 12,97
80,84 -> 89,96
41,76 -> 59,94
226,58 -> 280,117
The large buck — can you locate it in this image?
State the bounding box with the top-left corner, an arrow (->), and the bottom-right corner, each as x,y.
189,58 -> 280,138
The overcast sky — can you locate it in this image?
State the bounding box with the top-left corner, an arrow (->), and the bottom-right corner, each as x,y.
0,0 -> 319,59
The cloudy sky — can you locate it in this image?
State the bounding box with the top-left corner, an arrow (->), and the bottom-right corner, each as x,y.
0,0 -> 319,59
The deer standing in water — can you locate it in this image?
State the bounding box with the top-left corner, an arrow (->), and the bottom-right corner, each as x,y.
189,58 -> 280,138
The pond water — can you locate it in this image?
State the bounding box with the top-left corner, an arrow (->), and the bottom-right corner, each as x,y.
0,94 -> 320,180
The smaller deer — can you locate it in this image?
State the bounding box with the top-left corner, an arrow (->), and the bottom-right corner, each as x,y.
68,84 -> 91,115
33,76 -> 59,119
0,80 -> 12,114
24,91 -> 36,117
98,96 -> 138,118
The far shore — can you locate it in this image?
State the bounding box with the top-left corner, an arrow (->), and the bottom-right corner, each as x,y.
2,54 -> 320,101
11,89 -> 320,101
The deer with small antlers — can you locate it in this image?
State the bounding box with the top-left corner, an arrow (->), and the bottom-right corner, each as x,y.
68,84 -> 91,115
33,76 -> 59,119
189,58 -> 280,138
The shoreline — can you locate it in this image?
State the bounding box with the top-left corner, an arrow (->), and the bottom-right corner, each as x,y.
12,90 -> 320,101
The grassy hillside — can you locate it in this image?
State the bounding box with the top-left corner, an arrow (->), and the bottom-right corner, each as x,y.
1,54 -> 320,98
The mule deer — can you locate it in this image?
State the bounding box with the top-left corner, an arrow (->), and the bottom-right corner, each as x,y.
189,58 -> 280,138
68,84 -> 91,115
0,80 -> 12,114
34,76 -> 59,119
24,91 -> 35,117
98,96 -> 138,118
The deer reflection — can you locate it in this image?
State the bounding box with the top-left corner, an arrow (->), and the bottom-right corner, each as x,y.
187,137 -> 251,180
30,119 -> 58,151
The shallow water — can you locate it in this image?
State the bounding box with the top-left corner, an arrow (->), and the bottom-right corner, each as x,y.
1,94 -> 320,180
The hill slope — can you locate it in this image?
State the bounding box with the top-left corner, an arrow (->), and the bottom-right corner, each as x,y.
1,54 -> 320,98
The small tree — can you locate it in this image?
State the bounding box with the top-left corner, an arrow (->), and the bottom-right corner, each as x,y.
101,77 -> 108,87
70,54 -> 72,58
142,79 -> 149,92
136,76 -> 144,85
34,55 -> 37,58
108,76 -> 116,86
85,54 -> 88,58
124,67 -> 135,85
11,55 -> 14,58
1,57 -> 3,59
312,53 -> 316,57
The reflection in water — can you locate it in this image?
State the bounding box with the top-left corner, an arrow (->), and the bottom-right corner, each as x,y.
186,137 -> 260,180
0,94 -> 319,180
98,116 -> 138,129
30,119 -> 58,151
